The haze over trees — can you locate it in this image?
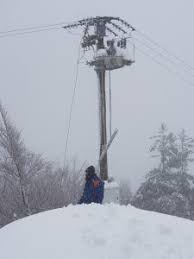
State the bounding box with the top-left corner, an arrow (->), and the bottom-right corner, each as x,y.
1,102 -> 194,228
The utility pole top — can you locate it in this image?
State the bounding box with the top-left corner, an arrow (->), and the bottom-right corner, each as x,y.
63,16 -> 135,54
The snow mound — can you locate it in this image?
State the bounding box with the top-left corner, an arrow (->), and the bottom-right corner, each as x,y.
0,204 -> 194,259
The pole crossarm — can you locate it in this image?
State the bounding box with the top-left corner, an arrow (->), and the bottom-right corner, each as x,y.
105,26 -> 118,37
62,16 -> 135,39
114,18 -> 136,31
109,22 -> 127,34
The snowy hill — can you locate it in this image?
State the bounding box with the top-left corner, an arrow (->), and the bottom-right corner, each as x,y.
0,204 -> 194,259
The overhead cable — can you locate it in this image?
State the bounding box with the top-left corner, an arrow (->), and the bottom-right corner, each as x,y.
0,21 -> 69,35
63,41 -> 81,168
0,20 -> 82,38
131,42 -> 194,87
135,28 -> 194,71
0,27 -> 62,38
134,36 -> 194,79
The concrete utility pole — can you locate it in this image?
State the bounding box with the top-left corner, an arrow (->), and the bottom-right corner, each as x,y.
63,17 -> 135,180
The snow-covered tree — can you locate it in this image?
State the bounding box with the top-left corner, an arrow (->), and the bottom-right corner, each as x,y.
0,102 -> 54,221
150,123 -> 178,173
132,169 -> 191,218
132,124 -> 194,220
0,102 -> 83,227
0,102 -> 31,216
177,129 -> 194,174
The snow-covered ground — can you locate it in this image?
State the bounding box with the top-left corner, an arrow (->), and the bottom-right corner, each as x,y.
0,204 -> 194,259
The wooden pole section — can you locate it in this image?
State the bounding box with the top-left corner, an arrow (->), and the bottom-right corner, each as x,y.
96,69 -> 108,180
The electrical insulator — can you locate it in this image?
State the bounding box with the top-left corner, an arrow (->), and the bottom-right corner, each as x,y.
120,38 -> 127,49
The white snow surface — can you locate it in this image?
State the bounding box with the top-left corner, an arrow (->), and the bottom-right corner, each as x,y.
104,181 -> 119,189
0,204 -> 194,259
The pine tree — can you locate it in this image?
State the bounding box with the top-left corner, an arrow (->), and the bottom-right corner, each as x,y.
177,129 -> 194,174
132,124 -> 194,220
150,123 -> 178,173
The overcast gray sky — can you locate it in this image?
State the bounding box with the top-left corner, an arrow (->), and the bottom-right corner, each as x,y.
1,0 -> 194,191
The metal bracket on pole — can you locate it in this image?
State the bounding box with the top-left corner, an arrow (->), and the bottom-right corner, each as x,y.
96,128 -> 118,174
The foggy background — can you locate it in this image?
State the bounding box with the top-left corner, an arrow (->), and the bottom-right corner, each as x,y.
1,0 -> 194,191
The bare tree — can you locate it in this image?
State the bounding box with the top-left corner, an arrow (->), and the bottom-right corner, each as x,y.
0,102 -> 52,220
0,102 -> 85,227
0,102 -> 31,216
61,161 -> 85,206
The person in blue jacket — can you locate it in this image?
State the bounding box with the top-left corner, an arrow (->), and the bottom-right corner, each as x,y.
79,165 -> 104,204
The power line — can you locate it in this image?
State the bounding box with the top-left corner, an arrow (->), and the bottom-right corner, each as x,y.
135,28 -> 194,71
0,20 -> 82,39
63,41 -> 81,168
0,21 -> 70,35
130,41 -> 194,87
1,20 -> 194,82
0,27 -> 81,39
0,27 -> 62,38
1,19 -> 194,88
134,36 -> 194,79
